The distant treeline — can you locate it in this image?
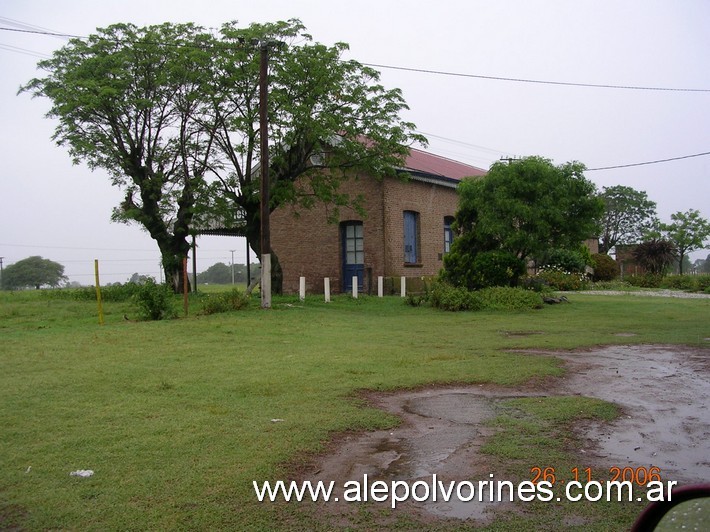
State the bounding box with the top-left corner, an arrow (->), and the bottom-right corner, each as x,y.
197,262 -> 260,284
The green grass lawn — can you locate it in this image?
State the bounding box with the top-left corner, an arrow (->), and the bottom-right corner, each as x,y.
0,290 -> 708,530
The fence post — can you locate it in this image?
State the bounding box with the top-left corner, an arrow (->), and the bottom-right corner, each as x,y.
352,276 -> 358,298
400,276 -> 406,298
324,277 -> 331,302
299,276 -> 306,301
378,276 -> 384,298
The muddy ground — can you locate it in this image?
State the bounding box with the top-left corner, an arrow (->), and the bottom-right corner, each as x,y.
301,344 -> 710,524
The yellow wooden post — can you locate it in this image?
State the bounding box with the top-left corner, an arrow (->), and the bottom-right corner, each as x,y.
94,259 -> 104,325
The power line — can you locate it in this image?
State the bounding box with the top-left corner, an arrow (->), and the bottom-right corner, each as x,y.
3,25 -> 710,94
4,19 -> 709,172
0,16 -> 71,38
0,42 -> 49,58
586,151 -> 710,171
0,242 -> 158,252
416,130 -> 507,155
364,62 -> 710,93
420,127 -> 710,171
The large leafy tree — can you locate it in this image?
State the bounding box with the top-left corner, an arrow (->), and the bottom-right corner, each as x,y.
204,20 -> 424,292
3,256 -> 67,290
442,156 -> 603,289
662,209 -> 710,274
23,20 -> 423,293
22,23 -> 216,291
597,185 -> 658,253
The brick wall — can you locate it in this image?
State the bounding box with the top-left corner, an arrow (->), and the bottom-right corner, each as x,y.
382,177 -> 458,278
270,172 -> 460,293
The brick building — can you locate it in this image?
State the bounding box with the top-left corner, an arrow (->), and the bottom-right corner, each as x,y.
270,148 -> 486,294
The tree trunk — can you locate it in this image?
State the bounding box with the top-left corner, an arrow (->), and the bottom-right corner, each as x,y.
242,201 -> 283,295
244,232 -> 283,295
270,250 -> 283,295
157,236 -> 191,293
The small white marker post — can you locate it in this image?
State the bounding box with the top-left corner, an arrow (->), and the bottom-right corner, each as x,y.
378,276 -> 384,298
299,277 -> 306,301
352,276 -> 358,298
400,276 -> 406,298
324,277 -> 331,303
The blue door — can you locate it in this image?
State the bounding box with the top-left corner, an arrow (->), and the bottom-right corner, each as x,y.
342,222 -> 364,292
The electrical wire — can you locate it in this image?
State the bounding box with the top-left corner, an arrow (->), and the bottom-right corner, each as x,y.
586,151 -> 710,171
363,62 -> 710,93
0,42 -> 49,58
3,25 -> 710,93
3,20 -> 709,172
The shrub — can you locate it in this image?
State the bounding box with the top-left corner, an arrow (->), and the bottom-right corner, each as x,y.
625,273 -> 663,288
657,274 -> 710,292
696,275 -> 710,293
430,282 -> 483,311
40,282 -> 146,302
469,251 -> 527,289
199,289 -> 250,315
442,247 -> 525,291
660,275 -> 696,291
132,280 -> 177,320
529,267 -> 589,291
539,248 -> 589,274
477,286 -> 543,310
99,282 -> 147,302
429,282 -> 542,312
591,253 -> 619,281
589,280 -> 633,291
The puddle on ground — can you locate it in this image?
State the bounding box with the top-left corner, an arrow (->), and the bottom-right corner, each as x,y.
305,345 -> 710,523
554,345 -> 710,485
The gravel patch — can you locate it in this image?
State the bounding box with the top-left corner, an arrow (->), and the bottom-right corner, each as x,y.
564,289 -> 710,299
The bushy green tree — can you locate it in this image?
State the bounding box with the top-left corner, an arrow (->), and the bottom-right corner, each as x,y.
597,185 -> 658,253
442,156 -> 603,288
3,256 -> 67,289
591,253 -> 620,281
22,23 -> 216,292
662,209 -> 710,275
538,247 -> 591,273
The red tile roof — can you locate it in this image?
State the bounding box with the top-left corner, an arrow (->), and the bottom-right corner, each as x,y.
403,147 -> 487,181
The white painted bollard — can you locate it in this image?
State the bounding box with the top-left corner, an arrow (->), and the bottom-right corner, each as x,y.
378,276 -> 383,297
299,277 -> 306,301
400,276 -> 406,298
352,276 -> 358,298
324,277 -> 331,303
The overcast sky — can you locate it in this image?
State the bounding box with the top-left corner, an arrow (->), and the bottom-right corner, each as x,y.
1,0 -> 709,284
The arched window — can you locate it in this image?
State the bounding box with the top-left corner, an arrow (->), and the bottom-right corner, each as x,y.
404,211 -> 420,264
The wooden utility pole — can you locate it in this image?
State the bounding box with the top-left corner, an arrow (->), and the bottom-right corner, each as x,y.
259,42 -> 272,309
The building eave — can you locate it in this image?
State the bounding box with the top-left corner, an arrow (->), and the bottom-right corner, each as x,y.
396,168 -> 462,189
